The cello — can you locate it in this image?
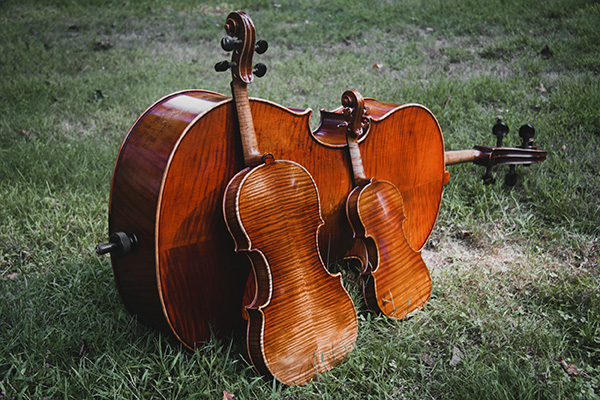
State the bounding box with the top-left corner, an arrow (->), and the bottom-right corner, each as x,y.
218,11 -> 357,386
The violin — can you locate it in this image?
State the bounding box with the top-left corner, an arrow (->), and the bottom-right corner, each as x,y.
218,11 -> 357,386
341,89 -> 432,319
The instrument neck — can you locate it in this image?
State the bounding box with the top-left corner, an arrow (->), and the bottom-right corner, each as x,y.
232,81 -> 263,167
445,146 -> 547,167
444,149 -> 484,166
347,135 -> 369,186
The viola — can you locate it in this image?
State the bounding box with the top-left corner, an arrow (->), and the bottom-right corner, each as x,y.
341,89 -> 432,319
218,12 -> 358,385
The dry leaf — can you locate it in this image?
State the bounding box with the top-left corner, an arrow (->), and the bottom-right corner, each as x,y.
20,129 -> 34,140
6,273 -> 20,280
558,357 -> 580,377
455,230 -> 472,240
223,391 -> 237,400
449,346 -> 462,367
421,353 -> 434,367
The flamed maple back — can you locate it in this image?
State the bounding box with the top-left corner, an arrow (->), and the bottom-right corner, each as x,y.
223,161 -> 358,385
219,11 -> 357,385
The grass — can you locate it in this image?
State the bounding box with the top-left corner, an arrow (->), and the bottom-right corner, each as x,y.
1,0 -> 599,398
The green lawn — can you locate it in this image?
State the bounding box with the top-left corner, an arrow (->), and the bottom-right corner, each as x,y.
1,0 -> 598,398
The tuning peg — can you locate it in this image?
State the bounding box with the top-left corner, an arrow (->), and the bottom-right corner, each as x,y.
214,60 -> 232,72
492,121 -> 509,147
255,39 -> 268,54
253,63 -> 267,77
505,166 -> 518,186
221,36 -> 241,52
482,167 -> 495,185
519,124 -> 535,148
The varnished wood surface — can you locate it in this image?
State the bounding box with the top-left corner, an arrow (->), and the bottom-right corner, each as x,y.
444,146 -> 547,167
108,89 -> 445,348
221,12 -> 357,383
223,161 -> 358,385
359,104 -> 446,251
109,89 -> 251,343
342,89 -> 432,319
347,180 -> 432,318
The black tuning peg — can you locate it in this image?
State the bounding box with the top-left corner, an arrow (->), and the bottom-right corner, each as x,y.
221,36 -> 241,52
214,60 -> 232,72
255,39 -> 268,54
519,124 -> 535,148
505,168 -> 518,186
253,63 -> 267,77
492,121 -> 509,147
482,168 -> 496,185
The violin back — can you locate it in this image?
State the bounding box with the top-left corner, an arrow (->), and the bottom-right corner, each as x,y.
347,179 -> 432,318
224,160 -> 358,386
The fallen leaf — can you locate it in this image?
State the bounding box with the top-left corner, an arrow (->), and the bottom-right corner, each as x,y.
20,129 -> 34,140
449,346 -> 462,367
92,40 -> 113,51
3,273 -> 20,281
223,391 -> 237,400
421,353 -> 434,367
455,230 -> 472,240
558,357 -> 580,377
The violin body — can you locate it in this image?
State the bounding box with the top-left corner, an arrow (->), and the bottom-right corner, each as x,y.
346,179 -> 431,318
340,89 -> 436,319
223,160 -> 358,385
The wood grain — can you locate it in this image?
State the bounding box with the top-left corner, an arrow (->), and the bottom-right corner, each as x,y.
342,90 -> 432,319
347,180 -> 432,318
223,161 -> 358,385
109,89 -> 250,343
108,91 -> 445,348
